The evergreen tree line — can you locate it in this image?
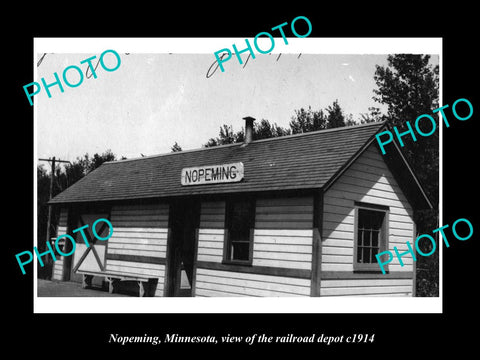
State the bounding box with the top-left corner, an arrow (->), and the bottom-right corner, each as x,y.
203,99 -> 357,147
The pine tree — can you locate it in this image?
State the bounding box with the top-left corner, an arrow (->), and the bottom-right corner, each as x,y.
373,54 -> 439,296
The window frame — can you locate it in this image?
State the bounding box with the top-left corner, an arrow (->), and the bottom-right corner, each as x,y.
353,202 -> 389,272
223,196 -> 255,266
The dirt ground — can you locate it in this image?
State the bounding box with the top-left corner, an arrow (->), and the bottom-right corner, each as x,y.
37,279 -> 130,297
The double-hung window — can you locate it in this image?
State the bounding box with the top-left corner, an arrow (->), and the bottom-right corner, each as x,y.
224,197 -> 255,264
354,202 -> 389,272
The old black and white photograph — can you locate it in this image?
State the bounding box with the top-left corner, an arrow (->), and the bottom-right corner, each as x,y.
32,38 -> 442,312
7,4 -> 480,356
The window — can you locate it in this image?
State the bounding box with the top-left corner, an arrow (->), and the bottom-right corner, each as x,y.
224,198 -> 255,264
354,203 -> 389,271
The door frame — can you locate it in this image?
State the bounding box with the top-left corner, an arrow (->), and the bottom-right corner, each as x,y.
164,198 -> 200,297
65,204 -> 111,284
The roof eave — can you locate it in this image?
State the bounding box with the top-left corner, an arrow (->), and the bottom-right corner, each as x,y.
384,138 -> 434,211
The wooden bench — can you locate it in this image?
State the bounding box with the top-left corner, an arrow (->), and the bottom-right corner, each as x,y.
77,270 -> 157,297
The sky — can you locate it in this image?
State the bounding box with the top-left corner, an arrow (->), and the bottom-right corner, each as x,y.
35,38 -> 440,166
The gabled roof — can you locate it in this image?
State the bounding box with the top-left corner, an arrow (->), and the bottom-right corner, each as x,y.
48,121 -> 430,209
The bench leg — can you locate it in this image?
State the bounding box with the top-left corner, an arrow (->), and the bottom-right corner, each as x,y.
107,278 -> 119,294
138,281 -> 145,297
82,275 -> 93,289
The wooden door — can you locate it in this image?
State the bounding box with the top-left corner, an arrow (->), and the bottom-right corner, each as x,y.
167,200 -> 199,297
69,212 -> 109,284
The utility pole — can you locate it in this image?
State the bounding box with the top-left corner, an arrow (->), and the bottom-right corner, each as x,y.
38,157 -> 71,274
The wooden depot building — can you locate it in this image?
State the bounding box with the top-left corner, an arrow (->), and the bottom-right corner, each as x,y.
48,118 -> 432,297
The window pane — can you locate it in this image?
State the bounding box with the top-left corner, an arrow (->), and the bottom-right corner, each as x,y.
357,208 -> 385,265
232,242 -> 249,261
357,246 -> 363,263
230,201 -> 251,241
372,230 -> 379,247
228,199 -> 253,261
364,230 -> 371,246
363,247 -> 370,263
371,247 -> 379,263
357,230 -> 363,246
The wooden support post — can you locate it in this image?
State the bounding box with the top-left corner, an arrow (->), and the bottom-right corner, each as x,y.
82,274 -> 93,289
191,228 -> 199,297
164,227 -> 176,297
107,277 -> 118,294
45,157 -> 56,251
311,190 -> 324,297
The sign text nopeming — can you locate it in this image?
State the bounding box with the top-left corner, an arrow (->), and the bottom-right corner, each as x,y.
181,162 -> 244,186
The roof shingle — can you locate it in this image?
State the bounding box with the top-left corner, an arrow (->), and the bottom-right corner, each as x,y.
49,122 -> 386,204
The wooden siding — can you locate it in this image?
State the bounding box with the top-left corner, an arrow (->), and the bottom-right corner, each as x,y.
52,208 -> 68,281
195,268 -> 311,297
321,144 -> 414,295
110,204 -> 169,228
107,228 -> 168,258
197,201 -> 226,263
195,197 -> 313,297
197,228 -> 225,263
106,203 -> 169,296
255,197 -> 313,229
253,229 -> 313,270
254,197 -> 313,271
199,201 -> 225,229
320,278 -> 413,296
